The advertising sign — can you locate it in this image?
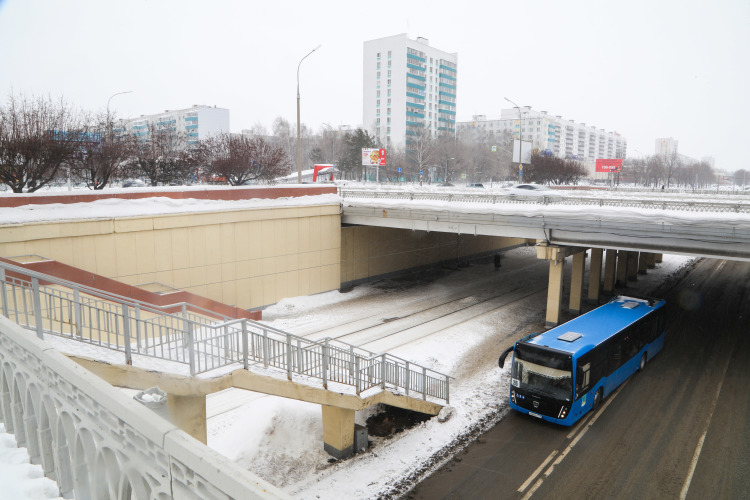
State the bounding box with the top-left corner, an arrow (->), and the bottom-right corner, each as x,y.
595,158 -> 623,172
362,148 -> 387,166
512,139 -> 532,164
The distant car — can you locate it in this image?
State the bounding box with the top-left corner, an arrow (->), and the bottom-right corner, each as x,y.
467,183 -> 484,188
504,184 -> 562,197
122,179 -> 146,188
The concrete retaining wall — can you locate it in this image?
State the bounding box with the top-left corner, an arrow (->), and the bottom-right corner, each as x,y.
341,225 -> 528,287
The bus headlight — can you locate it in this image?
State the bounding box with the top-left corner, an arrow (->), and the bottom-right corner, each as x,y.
511,390 -> 516,404
558,406 -> 569,419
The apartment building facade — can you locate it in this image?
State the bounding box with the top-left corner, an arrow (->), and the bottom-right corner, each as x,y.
363,34 -> 458,149
458,108 -> 627,162
116,105 -> 230,147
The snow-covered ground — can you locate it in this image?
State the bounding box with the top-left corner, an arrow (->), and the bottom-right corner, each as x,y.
0,183 -> 721,498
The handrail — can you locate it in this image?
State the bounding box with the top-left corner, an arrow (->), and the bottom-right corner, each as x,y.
0,262 -> 451,404
0,260 -> 237,322
339,188 -> 750,214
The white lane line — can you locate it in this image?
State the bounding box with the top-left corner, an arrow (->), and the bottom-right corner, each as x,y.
567,411 -> 593,440
518,449 -> 558,493
523,382 -> 628,499
679,342 -> 734,500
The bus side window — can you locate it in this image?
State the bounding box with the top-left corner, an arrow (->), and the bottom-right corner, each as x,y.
576,362 -> 591,399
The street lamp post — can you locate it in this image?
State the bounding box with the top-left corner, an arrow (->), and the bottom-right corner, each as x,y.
106,90 -> 133,130
504,97 -> 523,182
297,45 -> 321,183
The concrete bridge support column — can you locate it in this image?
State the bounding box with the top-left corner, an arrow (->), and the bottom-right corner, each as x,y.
546,260 -> 565,327
167,394 -> 207,444
647,253 -> 657,269
627,252 -> 639,282
603,249 -> 617,293
322,405 -> 356,459
588,248 -> 603,302
655,253 -> 663,263
569,251 -> 586,315
616,250 -> 629,287
638,253 -> 650,275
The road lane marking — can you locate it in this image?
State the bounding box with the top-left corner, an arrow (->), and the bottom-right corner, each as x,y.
679,339 -> 734,500
522,382 -> 628,499
567,412 -> 593,440
518,450 -> 558,493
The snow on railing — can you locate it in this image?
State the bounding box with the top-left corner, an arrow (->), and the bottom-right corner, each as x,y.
339,188 -> 750,213
0,262 -> 450,404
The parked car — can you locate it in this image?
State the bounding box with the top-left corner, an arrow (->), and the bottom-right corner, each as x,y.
122,179 -> 146,187
467,183 -> 484,188
504,184 -> 562,198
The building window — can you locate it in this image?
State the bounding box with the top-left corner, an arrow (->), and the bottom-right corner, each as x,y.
377,62 -> 380,69
376,100 -> 380,106
388,51 -> 391,58
377,72 -> 380,78
377,90 -> 380,97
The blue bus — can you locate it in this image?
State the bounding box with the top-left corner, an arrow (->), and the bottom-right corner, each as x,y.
498,295 -> 666,426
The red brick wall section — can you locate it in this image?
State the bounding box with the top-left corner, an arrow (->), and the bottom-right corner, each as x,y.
0,185 -> 338,208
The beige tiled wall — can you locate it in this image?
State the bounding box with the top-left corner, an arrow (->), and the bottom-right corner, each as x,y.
0,204 -> 341,310
340,226 -> 527,285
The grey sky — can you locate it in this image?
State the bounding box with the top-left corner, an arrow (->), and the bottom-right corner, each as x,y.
1,0 -> 747,172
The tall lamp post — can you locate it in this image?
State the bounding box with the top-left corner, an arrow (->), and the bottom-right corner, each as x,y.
107,90 -> 133,130
297,45 -> 321,183
504,97 -> 523,182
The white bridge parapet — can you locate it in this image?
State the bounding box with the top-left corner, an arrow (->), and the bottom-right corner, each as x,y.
0,315 -> 287,500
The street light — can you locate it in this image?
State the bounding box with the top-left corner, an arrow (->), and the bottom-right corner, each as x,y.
504,96 -> 523,182
297,44 -> 322,183
106,90 -> 133,127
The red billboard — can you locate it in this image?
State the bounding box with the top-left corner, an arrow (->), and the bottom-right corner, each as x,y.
595,158 -> 623,172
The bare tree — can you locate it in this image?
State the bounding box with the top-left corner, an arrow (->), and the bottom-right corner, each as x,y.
527,152 -> 587,185
198,133 -> 291,185
125,124 -> 196,186
406,126 -> 436,181
70,112 -> 132,189
0,93 -> 85,192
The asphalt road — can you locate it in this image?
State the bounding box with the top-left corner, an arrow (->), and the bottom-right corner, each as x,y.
409,258 -> 750,500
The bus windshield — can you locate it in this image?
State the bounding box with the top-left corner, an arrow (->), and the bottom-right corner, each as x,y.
512,344 -> 573,401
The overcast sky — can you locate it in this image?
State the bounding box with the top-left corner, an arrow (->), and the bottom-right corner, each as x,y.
1,0 -> 747,172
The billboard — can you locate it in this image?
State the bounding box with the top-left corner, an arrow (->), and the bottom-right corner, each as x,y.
595,158 -> 623,172
512,139 -> 532,164
362,148 -> 387,166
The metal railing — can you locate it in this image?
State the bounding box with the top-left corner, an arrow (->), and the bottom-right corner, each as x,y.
0,261 -> 450,403
339,188 -> 750,214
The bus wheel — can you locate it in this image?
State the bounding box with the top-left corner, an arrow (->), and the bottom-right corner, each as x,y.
593,388 -> 603,410
639,353 -> 647,371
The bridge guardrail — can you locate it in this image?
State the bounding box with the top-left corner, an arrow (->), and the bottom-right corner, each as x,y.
0,261 -> 450,404
339,188 -> 750,214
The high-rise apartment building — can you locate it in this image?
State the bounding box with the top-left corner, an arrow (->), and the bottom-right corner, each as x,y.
363,34 -> 458,149
457,108 -> 627,176
655,137 -> 679,159
116,105 -> 229,147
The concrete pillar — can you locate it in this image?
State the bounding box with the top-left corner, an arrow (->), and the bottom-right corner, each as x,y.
569,252 -> 586,315
603,249 -> 617,293
647,253 -> 657,269
638,253 -> 649,275
616,250 -> 628,287
627,252 -> 639,281
322,405 -> 356,459
167,394 -> 207,444
588,248 -> 603,302
655,253 -> 663,263
546,260 -> 565,327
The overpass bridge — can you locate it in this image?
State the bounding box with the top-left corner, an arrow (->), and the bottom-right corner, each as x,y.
340,187 -> 750,324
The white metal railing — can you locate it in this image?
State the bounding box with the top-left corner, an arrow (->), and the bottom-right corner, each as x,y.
0,261 -> 450,403
339,188 -> 750,213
